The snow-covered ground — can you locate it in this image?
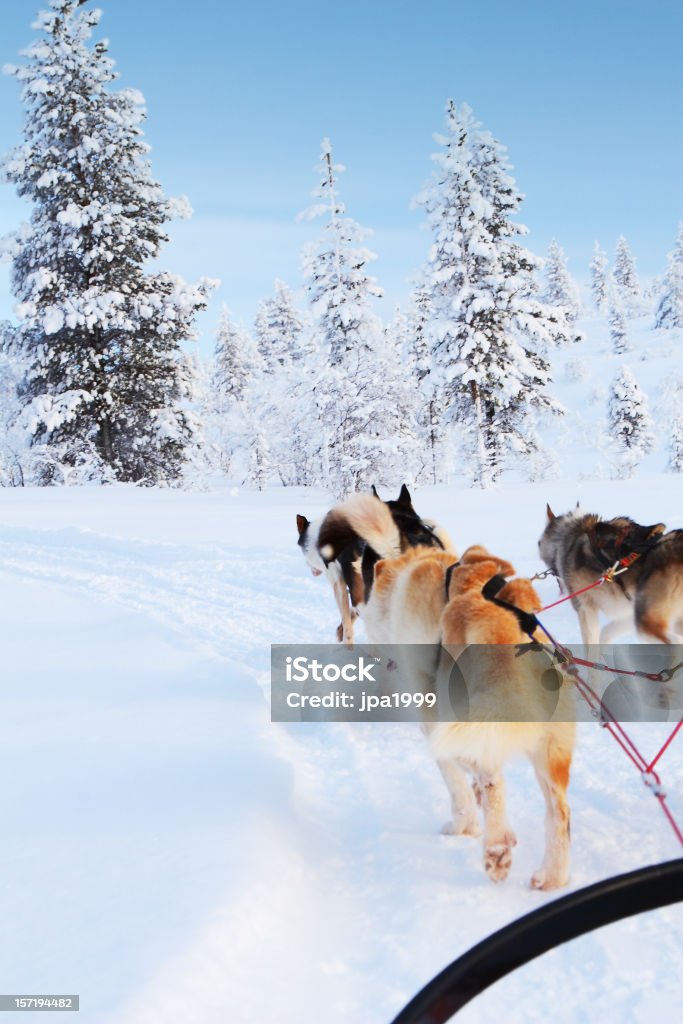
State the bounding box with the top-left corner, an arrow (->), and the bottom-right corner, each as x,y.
1,479 -> 682,1023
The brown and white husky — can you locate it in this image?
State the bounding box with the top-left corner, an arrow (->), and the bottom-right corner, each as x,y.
364,532 -> 575,890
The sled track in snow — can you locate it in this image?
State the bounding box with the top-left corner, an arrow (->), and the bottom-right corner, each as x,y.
0,525 -> 331,667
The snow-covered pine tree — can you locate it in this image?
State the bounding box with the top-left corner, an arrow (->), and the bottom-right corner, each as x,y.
590,241 -> 609,312
300,139 -> 401,495
396,285 -> 446,483
642,276 -> 661,302
213,307 -> 262,408
415,102 -> 566,488
655,224 -> 683,329
607,366 -> 654,478
658,375 -> 683,473
0,0 -> 216,485
613,236 -> 640,302
543,239 -> 581,321
400,286 -> 432,385
247,428 -> 273,491
378,310 -> 422,485
210,306 -> 262,479
0,322 -> 26,486
253,279 -> 307,370
669,414 -> 683,472
174,349 -> 218,489
251,279 -> 315,485
608,288 -> 630,354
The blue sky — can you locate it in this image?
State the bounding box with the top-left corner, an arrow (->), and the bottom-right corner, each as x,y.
1,0 -> 682,350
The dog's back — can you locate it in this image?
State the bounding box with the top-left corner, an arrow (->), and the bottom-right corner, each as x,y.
367,547 -> 458,645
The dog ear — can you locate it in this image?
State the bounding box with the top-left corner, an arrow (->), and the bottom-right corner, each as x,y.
495,558 -> 516,578
648,523 -> 666,538
546,503 -> 556,522
397,484 -> 412,508
374,559 -> 387,581
296,514 -> 309,537
499,579 -> 542,613
460,545 -> 489,565
371,485 -> 381,499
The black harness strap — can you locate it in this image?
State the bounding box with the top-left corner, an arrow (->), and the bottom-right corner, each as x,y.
592,526 -> 664,573
481,574 -> 540,640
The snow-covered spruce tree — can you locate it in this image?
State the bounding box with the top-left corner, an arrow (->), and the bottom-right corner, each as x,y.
608,288 -> 630,354
415,102 -> 567,488
210,306 -> 263,479
543,239 -> 581,321
669,414 -> 683,472
613,236 -> 640,303
395,285 -> 446,483
247,429 -> 273,491
655,225 -> 683,329
643,276 -> 662,302
1,0 -> 216,485
251,279 -> 315,485
607,366 -> 654,479
254,279 -> 307,370
379,312 -> 422,485
174,349 -> 219,489
590,241 -> 609,312
0,322 -> 27,485
300,139 -> 404,496
659,375 -> 683,473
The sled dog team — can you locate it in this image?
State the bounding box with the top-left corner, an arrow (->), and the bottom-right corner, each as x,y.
296,488 -> 683,889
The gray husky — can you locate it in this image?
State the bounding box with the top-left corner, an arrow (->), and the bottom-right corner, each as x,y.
538,505 -> 683,645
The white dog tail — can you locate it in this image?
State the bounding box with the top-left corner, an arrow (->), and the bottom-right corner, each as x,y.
338,493 -> 401,560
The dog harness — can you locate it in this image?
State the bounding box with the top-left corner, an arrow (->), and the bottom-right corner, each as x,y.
480,574 -> 540,640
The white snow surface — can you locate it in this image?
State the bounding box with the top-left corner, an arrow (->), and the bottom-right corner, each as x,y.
1,480 -> 682,1023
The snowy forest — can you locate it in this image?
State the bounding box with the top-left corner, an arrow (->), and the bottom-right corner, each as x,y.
1,0 -> 682,494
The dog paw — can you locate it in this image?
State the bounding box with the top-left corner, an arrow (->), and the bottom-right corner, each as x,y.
530,868 -> 568,891
441,817 -> 481,838
484,840 -> 514,882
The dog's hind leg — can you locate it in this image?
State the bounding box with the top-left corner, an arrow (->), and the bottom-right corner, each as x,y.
477,770 -> 517,882
578,599 -> 614,695
529,735 -> 572,890
437,759 -> 481,837
577,601 -> 601,646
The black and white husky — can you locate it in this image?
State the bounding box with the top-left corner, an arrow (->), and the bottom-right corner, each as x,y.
296,485 -> 452,645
